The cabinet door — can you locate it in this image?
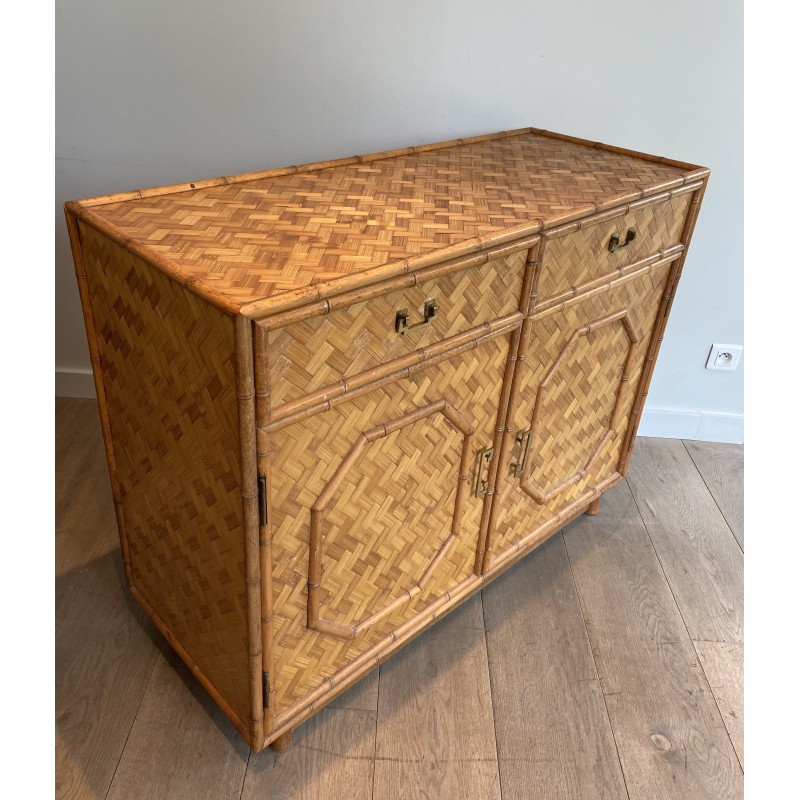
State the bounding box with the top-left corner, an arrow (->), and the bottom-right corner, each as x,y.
264,330 -> 512,715
482,263 -> 674,572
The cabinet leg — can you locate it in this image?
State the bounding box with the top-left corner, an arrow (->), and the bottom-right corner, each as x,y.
269,729 -> 293,752
585,497 -> 601,516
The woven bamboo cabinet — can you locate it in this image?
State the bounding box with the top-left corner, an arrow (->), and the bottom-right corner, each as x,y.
65,128 -> 708,753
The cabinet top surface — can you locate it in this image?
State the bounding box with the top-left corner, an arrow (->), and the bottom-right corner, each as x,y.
70,128 -> 706,315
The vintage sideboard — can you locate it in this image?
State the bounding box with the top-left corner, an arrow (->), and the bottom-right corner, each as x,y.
65,128 -> 708,752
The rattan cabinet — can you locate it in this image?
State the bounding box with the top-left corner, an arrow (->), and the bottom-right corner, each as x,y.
65,128 -> 708,752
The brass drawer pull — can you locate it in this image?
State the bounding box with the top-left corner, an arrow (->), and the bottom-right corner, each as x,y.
473,446 -> 493,497
395,298 -> 439,335
510,428 -> 531,478
608,228 -> 637,252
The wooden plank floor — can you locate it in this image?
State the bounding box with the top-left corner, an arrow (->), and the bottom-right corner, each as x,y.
55,397 -> 743,800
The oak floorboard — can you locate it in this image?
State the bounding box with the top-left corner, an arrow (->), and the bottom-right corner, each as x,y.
55,397 -> 119,627
563,482 -> 743,799
105,646 -> 250,800
242,704 -> 377,800
373,596 -> 501,800
55,581 -> 162,800
626,437 -> 743,644
241,665 -> 379,800
694,641 -> 744,768
683,441 -> 744,550
482,533 -> 628,800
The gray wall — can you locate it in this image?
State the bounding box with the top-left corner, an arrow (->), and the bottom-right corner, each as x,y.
56,0 -> 743,441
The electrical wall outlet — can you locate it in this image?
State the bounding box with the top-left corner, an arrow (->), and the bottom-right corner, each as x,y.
705,343 -> 743,371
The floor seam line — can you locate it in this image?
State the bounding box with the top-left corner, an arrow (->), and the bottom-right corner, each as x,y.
370,664 -> 380,800
479,588 -> 506,800
561,530 -> 632,800
103,638 -> 166,800
237,749 -> 252,800
681,440 -> 743,555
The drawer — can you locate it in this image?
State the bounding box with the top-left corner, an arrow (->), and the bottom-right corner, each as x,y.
535,190 -> 693,304
264,248 -> 527,412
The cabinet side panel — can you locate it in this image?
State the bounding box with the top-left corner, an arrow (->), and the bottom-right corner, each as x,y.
79,222 -> 252,729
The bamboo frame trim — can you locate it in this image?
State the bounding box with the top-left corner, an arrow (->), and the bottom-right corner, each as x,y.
518,310 -> 638,505
474,240 -> 540,574
617,178 -> 710,474
253,321 -> 275,729
234,316 -> 265,745
478,316 -> 536,574
64,207 -> 133,588
67,130 -> 709,322
307,399 -> 474,640
263,477 -> 622,749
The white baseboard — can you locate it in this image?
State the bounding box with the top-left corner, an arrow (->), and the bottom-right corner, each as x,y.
55,369 -> 744,444
639,407 -> 743,444
55,368 -> 96,399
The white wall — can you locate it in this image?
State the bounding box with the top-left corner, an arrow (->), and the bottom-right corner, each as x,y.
56,0 -> 743,442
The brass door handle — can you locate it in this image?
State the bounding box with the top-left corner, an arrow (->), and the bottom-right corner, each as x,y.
396,298 -> 439,334
608,228 -> 637,252
473,446 -> 493,498
510,428 -> 531,478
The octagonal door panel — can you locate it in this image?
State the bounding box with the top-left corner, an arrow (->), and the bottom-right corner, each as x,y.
266,331 -> 512,713
482,264 -> 674,572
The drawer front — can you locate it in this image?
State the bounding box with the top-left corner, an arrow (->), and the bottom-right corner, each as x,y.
484,261 -> 675,571
535,191 -> 692,304
265,331 -> 512,714
264,249 -> 526,412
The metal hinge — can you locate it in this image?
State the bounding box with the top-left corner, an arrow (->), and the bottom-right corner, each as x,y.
262,671 -> 270,708
258,475 -> 267,525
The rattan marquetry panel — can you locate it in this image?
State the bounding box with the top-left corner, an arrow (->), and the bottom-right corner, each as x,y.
83,131 -> 688,306
266,333 -> 509,714
535,191 -> 692,303
265,249 -> 526,411
484,264 -> 674,570
78,224 -> 252,727
67,128 -> 708,753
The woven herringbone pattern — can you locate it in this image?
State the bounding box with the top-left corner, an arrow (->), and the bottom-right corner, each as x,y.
520,311 -> 637,503
89,132 -> 686,305
316,411 -> 464,630
79,223 -> 252,725
267,250 -> 525,409
487,264 -> 672,567
536,191 -> 692,302
267,333 -> 510,713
